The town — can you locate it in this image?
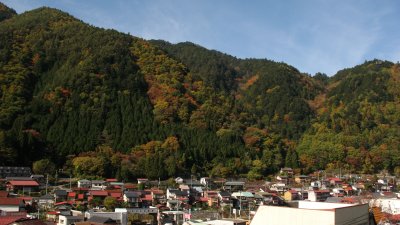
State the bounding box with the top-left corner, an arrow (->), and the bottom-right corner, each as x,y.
0,166 -> 399,225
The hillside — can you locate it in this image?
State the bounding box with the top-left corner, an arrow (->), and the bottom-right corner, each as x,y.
0,4 -> 399,180
297,60 -> 400,173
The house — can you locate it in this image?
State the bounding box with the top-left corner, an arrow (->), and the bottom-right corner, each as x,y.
308,190 -> 331,202
175,177 -> 184,184
250,201 -> 369,225
295,175 -> 309,184
150,189 -> 166,204
0,167 -> 31,179
284,190 -> 299,201
57,214 -> 84,225
223,181 -> 245,192
179,184 -> 190,192
332,188 -> 345,197
275,175 -> 288,184
107,190 -> 122,202
54,202 -> 73,212
6,180 -> 39,193
137,178 -> 148,185
123,183 -> 136,191
46,211 -> 59,222
231,192 -> 254,209
166,189 -> 187,200
280,167 -> 293,175
30,175 -> 45,189
38,194 -> 55,209
0,198 -> 25,212
140,194 -> 153,208
200,177 -> 211,188
54,190 -> 68,202
91,181 -> 107,190
269,183 -> 289,195
328,177 -> 343,186
203,191 -> 219,207
77,180 -> 91,189
218,191 -> 231,206
123,192 -> 141,208
257,192 -> 285,206
89,191 -> 108,203
108,182 -> 124,190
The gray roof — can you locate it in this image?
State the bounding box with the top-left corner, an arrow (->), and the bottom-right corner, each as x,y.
225,181 -> 245,186
89,217 -> 116,224
54,190 -> 67,196
6,177 -> 33,181
91,180 -> 106,184
124,191 -> 141,198
218,191 -> 231,197
169,189 -> 187,196
39,194 -> 54,200
78,179 -> 90,183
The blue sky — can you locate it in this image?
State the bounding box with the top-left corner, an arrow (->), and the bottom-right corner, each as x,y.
3,0 -> 400,75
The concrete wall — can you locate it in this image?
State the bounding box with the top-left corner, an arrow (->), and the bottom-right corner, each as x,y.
0,205 -> 19,212
335,204 -> 369,225
251,203 -> 369,225
250,206 -> 334,225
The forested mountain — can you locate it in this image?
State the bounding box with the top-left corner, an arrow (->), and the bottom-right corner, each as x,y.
297,60 -> 400,173
0,4 -> 399,180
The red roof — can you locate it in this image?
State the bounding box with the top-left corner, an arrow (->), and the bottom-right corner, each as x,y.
68,192 -> 76,198
18,197 -> 32,201
124,184 -> 136,189
106,178 -> 118,182
46,211 -> 59,215
109,193 -> 122,198
150,189 -> 164,195
72,188 -> 89,192
199,197 -> 208,202
0,197 -> 23,205
77,194 -> 84,200
0,191 -> 8,198
141,195 -> 153,201
328,177 -> 342,182
54,201 -> 73,206
8,180 -> 39,186
90,191 -> 108,196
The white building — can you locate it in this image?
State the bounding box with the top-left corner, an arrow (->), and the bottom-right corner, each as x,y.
57,215 -> 84,225
251,201 -> 369,225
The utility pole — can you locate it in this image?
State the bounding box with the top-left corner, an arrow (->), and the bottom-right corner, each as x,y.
239,191 -> 241,218
45,174 -> 48,195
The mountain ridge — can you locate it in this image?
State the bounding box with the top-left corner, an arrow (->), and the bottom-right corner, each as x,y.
0,4 -> 398,179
